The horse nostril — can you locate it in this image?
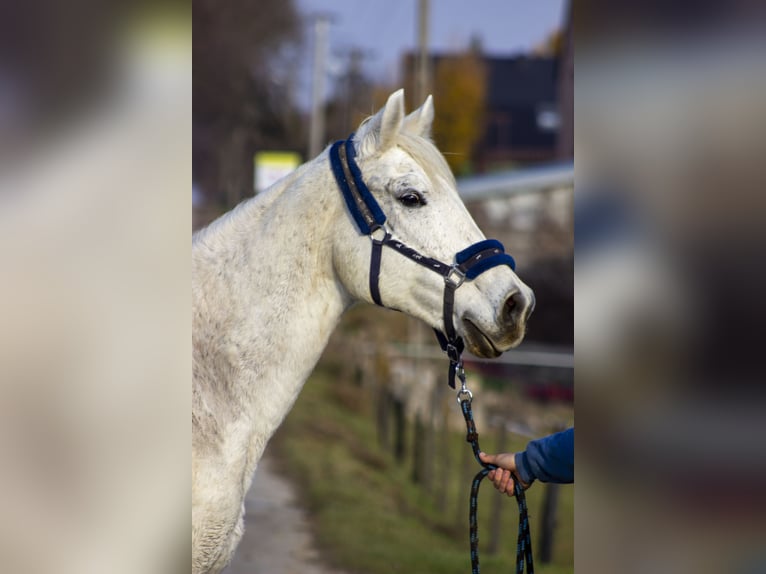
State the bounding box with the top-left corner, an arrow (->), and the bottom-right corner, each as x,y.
503,292 -> 519,322
503,291 -> 534,324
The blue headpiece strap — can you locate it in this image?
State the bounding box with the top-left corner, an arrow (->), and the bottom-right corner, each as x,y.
329,137 -> 386,235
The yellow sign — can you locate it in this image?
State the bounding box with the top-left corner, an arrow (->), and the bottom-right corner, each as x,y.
253,151 -> 301,193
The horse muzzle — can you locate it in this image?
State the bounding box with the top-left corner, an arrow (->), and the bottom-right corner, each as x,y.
461,288 -> 536,358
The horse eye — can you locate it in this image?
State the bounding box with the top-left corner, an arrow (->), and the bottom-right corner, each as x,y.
398,191 -> 425,208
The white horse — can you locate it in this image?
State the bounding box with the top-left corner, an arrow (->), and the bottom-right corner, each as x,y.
191,89 -> 534,574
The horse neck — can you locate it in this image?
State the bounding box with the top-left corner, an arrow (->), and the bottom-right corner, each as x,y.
193,151 -> 350,454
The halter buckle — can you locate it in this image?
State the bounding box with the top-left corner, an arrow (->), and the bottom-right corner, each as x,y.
445,265 -> 465,288
446,343 -> 461,363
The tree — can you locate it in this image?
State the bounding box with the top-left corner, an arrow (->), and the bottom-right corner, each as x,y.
193,0 -> 303,208
431,50 -> 487,175
533,28 -> 565,58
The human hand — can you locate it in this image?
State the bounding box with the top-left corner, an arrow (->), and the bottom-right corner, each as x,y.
479,452 -> 529,497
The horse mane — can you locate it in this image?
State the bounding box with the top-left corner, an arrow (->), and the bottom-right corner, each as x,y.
192,159 -> 315,248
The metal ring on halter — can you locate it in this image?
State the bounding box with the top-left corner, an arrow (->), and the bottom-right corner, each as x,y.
456,388 -> 473,405
369,225 -> 389,243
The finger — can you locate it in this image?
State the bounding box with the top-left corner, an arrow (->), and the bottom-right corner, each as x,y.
498,470 -> 511,492
492,469 -> 505,489
479,452 -> 495,465
506,473 -> 516,495
487,469 -> 496,481
505,470 -> 513,492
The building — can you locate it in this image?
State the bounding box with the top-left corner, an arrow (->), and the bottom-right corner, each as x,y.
401,51 -> 565,172
478,55 -> 560,168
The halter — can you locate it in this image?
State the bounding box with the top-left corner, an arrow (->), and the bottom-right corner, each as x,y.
330,134 -> 534,573
329,135 -> 516,389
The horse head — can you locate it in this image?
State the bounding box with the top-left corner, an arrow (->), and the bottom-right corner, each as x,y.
331,89 -> 534,358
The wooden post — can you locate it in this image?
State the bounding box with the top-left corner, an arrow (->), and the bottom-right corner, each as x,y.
393,397 -> 406,463
376,387 -> 391,451
308,15 -> 330,159
435,395 -> 451,515
373,344 -> 391,452
411,412 -> 424,483
538,482 -> 560,563
538,423 -> 565,563
423,369 -> 441,490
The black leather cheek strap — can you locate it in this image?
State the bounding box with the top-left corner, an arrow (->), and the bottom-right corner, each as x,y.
369,230 -> 452,308
443,281 -> 458,342
369,230 -> 389,307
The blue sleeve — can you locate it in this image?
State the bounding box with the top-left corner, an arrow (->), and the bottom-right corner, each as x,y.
514,427 -> 574,485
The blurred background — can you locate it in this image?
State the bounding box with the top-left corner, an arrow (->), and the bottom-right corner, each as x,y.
0,0 -> 190,573
575,2 -> 766,572
3,0 -> 763,572
193,1 -> 574,573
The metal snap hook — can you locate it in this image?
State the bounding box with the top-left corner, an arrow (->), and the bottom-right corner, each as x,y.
456,388 -> 473,405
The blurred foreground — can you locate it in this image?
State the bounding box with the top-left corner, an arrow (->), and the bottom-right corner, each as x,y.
576,6 -> 766,572
0,4 -> 190,573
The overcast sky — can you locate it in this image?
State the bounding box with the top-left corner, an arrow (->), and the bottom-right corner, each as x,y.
293,0 -> 566,108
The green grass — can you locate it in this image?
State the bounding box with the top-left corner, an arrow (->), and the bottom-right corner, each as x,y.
272,362 -> 573,574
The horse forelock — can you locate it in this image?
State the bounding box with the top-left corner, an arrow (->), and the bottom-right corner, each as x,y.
387,132 -> 457,192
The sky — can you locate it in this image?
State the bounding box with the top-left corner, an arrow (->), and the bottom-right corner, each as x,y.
293,0 -> 566,108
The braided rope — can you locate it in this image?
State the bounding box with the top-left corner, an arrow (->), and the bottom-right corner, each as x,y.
460,398 -> 534,574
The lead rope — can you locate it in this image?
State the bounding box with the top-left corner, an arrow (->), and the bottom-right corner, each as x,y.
455,363 -> 534,574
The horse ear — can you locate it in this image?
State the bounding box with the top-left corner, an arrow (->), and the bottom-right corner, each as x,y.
402,94 -> 434,138
355,89 -> 405,156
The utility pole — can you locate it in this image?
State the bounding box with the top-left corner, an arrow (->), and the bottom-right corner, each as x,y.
309,15 -> 330,159
416,0 -> 430,105
338,47 -> 373,134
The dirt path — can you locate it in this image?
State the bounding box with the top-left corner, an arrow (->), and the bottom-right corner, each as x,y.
223,450 -> 349,574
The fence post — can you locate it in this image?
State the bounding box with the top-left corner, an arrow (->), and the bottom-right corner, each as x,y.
411,412 -> 424,483
538,422 -> 565,563
538,482 -> 560,563
423,372 -> 441,491
393,396 -> 406,463
376,388 -> 391,451
435,396 -> 451,515
373,342 -> 391,451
